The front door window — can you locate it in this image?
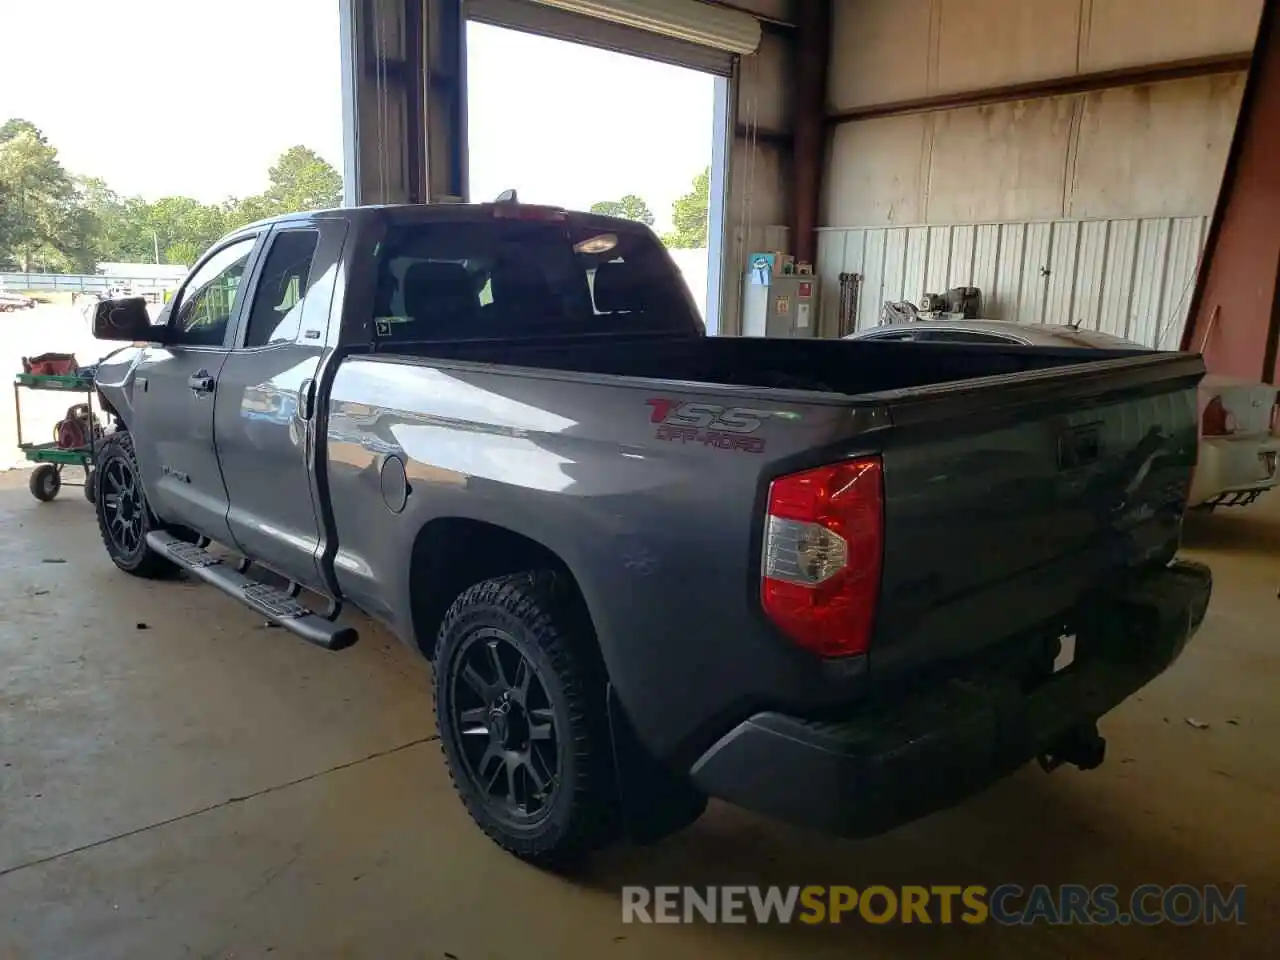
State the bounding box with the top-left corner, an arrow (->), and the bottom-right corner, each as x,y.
171,238 -> 256,347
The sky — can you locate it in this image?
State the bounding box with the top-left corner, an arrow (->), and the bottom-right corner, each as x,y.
0,1 -> 715,232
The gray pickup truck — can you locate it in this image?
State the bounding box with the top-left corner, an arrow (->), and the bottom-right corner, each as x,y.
89,200 -> 1212,865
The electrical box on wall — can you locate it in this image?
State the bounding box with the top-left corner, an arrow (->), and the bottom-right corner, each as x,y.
741,253 -> 818,338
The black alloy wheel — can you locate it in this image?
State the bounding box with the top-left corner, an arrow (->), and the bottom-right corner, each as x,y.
450,628 -> 561,824
92,432 -> 176,578
434,572 -> 618,865
101,458 -> 144,555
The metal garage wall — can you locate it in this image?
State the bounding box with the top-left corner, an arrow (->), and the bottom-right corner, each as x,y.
817,215 -> 1208,346
827,0 -> 1263,111
720,16 -> 794,334
821,0 -> 1261,341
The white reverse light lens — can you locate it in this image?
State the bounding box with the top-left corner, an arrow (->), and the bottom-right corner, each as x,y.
763,516 -> 848,585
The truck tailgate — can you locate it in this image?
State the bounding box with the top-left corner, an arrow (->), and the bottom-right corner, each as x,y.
867,351 -> 1204,679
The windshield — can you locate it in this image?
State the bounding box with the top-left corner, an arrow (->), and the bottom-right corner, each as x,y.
371,218 -> 700,342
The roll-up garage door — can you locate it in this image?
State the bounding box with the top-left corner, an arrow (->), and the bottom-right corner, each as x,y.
465,0 -> 761,75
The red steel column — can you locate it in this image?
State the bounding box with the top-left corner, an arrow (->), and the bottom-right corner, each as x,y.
1182,0 -> 1280,383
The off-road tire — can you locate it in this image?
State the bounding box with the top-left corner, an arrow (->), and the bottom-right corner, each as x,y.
434,571 -> 619,867
93,431 -> 177,579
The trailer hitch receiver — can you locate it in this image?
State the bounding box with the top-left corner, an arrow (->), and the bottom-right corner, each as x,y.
1038,723 -> 1107,772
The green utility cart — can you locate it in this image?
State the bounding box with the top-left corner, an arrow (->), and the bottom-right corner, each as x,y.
12,371 -> 101,503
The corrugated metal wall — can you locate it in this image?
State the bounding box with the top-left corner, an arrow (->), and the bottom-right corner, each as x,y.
816,216 -> 1209,347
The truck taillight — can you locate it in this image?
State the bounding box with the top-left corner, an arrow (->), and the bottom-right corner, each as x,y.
1202,396 -> 1236,437
761,458 -> 883,659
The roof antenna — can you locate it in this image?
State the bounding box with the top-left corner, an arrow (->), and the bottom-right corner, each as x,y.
494,189 -> 518,203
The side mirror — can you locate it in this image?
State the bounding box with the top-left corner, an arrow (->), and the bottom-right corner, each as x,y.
93,297 -> 161,343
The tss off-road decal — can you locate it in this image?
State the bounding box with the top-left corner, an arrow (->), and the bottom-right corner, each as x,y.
645,398 -> 774,453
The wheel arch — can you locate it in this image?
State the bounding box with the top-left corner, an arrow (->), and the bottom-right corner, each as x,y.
408,517 -> 595,661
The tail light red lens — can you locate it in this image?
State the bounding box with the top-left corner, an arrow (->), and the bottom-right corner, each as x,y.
1202,396 -> 1237,437
761,458 -> 884,658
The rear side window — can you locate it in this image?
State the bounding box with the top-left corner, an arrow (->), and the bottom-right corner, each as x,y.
243,230 -> 320,347
371,219 -> 696,342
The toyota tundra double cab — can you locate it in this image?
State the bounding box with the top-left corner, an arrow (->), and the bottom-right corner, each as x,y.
88,199 -> 1211,864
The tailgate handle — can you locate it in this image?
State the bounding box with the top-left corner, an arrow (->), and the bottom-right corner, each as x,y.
1058,423 -> 1101,469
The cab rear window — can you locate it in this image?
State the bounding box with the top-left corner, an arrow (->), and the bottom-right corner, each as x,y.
372,219 -> 697,342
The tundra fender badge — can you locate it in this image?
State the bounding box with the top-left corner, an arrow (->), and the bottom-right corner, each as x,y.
380,455 -> 409,513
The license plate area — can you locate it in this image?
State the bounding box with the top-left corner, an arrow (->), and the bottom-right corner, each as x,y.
1260,450 -> 1277,479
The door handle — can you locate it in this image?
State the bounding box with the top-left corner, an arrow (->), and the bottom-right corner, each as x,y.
296,379 -> 316,421
188,371 -> 215,394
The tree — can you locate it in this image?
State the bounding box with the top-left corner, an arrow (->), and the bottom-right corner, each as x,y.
265,146 -> 343,213
221,146 -> 342,230
589,193 -> 655,226
143,196 -> 227,263
0,119 -> 95,271
0,118 -> 44,144
662,167 -> 710,249
0,126 -> 341,274
79,177 -> 152,263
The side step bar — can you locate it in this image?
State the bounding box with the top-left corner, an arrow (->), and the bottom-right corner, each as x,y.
146,532 -> 358,651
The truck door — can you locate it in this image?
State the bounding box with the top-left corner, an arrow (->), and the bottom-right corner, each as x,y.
130,235 -> 263,542
212,220 -> 346,591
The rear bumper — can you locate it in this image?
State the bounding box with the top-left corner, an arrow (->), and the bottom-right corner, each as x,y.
1189,435 -> 1280,505
689,560 -> 1212,838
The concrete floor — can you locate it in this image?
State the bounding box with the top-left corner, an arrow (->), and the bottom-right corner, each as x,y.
1,472 -> 1276,959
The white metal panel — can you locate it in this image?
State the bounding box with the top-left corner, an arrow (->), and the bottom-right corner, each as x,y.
815,229 -> 845,338
935,0 -> 1081,94
904,227 -> 929,305
825,115 -> 929,227
882,228 -> 908,304
995,223 -> 1025,321
1043,220 -> 1080,326
1069,75 -> 1246,220
949,225 -> 975,287
971,224 -> 1001,314
816,215 -> 1210,346
1074,219 -> 1110,329
926,96 -> 1076,224
829,0 -> 1257,110
1129,219 -> 1172,347
925,226 -> 953,295
1080,0 -> 1263,72
1017,222 -> 1052,323
1158,217 -> 1207,347
859,229 -> 888,330
1099,219 -> 1139,338
828,0 -> 933,111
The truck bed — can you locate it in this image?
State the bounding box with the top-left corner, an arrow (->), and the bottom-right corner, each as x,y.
379,331 -> 1126,397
